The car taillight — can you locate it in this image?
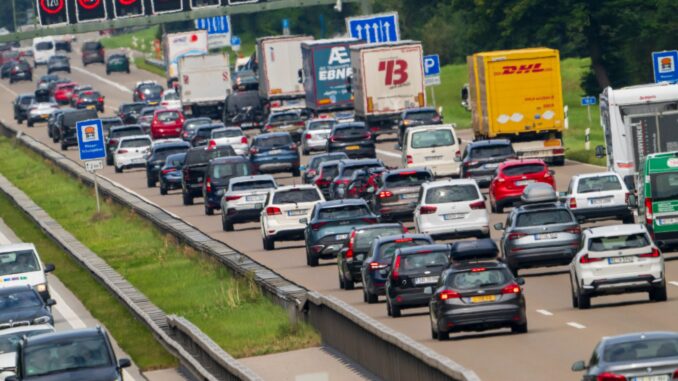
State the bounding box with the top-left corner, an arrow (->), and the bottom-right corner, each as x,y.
161,168 -> 176,175
266,206 -> 281,215
508,232 -> 526,241
290,143 -> 297,150
365,132 -> 372,140
329,136 -> 336,143
579,254 -> 604,264
672,369 -> 678,380
205,177 -> 212,192
316,178 -> 330,187
392,256 -> 401,280
311,222 -> 327,230
117,149 -> 128,154
569,197 -> 577,209
566,226 -> 581,235
638,248 -> 661,258
438,289 -> 460,300
305,133 -> 312,140
241,136 -> 248,144
465,160 -> 479,168
139,93 -> 145,100
98,97 -> 104,103
182,131 -> 189,138
402,225 -> 408,233
552,148 -> 565,155
420,205 -> 437,214
645,197 -> 653,225
361,218 -> 378,224
596,372 -> 626,381
307,169 -> 317,177
250,147 -> 259,155
501,283 -> 521,294
455,150 -> 461,159
406,155 -> 413,164
469,201 -> 485,210
207,140 -> 217,150
264,124 -> 273,130
369,261 -> 386,270
346,230 -> 356,259
226,195 -> 242,201
395,237 -> 413,243
378,191 -> 393,199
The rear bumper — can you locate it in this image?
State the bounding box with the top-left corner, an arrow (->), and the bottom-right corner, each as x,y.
328,146 -> 375,159
582,275 -> 663,296
377,203 -> 416,220
652,230 -> 678,250
506,244 -> 578,270
572,205 -> 633,222
438,304 -> 525,332
266,228 -> 305,242
224,208 -> 262,223
425,225 -> 489,240
387,289 -> 433,309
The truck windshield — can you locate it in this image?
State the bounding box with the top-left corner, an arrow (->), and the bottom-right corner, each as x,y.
651,172 -> 678,201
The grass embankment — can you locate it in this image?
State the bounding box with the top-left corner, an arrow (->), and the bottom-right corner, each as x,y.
101,26 -> 160,55
133,57 -> 166,77
0,193 -> 176,370
0,137 -> 320,357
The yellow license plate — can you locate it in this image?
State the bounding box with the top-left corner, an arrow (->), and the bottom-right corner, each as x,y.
41,114 -> 48,118
86,105 -> 95,110
470,295 -> 496,303
346,145 -> 360,150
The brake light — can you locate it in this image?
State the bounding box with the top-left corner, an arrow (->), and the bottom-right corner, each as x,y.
645,197 -> 653,225
399,171 -> 417,176
639,248 -> 660,258
378,191 -> 393,199
265,124 -> 273,130
182,131 -> 189,138
508,232 -> 526,241
439,289 -> 460,300
290,143 -> 297,150
369,261 -> 386,270
596,372 -> 626,381
501,283 -> 521,294
402,225 -> 408,233
566,226 -> 581,235
465,160 -> 479,168
316,178 -> 330,187
569,197 -> 577,209
205,177 -> 212,193
266,206 -> 281,215
471,267 -> 487,272
250,147 -> 259,155
241,136 -> 248,144
117,149 -> 128,154
295,121 -> 305,127
672,369 -> 678,380
330,136 -> 337,143
346,230 -> 356,259
108,139 -> 118,147
361,218 -> 378,224
98,97 -> 104,103
311,222 -> 327,230
305,134 -> 312,140
455,150 -> 461,159
395,237 -> 413,243
552,148 -> 565,155
365,132 -> 372,140
392,256 -> 401,280
225,195 -> 242,202
420,205 -> 437,214
207,140 -> 217,150
469,201 -> 485,210
406,155 -> 413,165
139,93 -> 145,100
579,254 -> 604,264
161,168 -> 176,175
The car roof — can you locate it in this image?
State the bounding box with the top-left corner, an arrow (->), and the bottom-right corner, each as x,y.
152,141 -> 189,150
397,244 -> 450,256
320,160 -> 342,168
403,107 -> 436,115
585,224 -> 647,237
317,199 -> 368,208
229,175 -> 275,185
573,171 -> 621,180
273,184 -> 318,192
422,178 -> 478,189
468,139 -> 511,147
0,243 -> 36,254
499,159 -> 546,168
119,135 -> 151,142
601,332 -> 678,347
24,327 -> 105,347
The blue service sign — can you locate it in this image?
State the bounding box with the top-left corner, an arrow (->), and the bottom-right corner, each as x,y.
282,19 -> 290,29
346,12 -> 399,44
580,96 -> 597,106
76,119 -> 106,161
231,36 -> 241,46
424,54 -> 440,77
195,15 -> 230,35
652,51 -> 678,83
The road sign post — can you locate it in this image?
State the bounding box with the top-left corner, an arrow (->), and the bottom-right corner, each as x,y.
424,54 -> 441,106
76,119 -> 106,213
652,51 -> 678,83
581,96 -> 597,125
346,12 -> 399,44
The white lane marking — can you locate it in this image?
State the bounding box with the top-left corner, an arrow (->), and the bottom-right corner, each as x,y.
0,229 -> 11,245
567,322 -> 587,329
0,81 -> 18,96
536,309 -> 553,316
376,148 -> 401,159
669,281 -> 678,287
71,66 -> 132,94
51,287 -> 88,329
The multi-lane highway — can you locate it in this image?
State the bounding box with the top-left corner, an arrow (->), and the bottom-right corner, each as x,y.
1,41 -> 677,381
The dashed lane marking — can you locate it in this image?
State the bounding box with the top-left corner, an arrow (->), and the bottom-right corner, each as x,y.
669,281 -> 678,287
0,81 -> 18,96
536,309 -> 554,316
71,66 -> 133,94
566,322 -> 586,329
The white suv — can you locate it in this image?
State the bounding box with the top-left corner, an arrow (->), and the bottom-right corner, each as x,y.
562,172 -> 634,223
220,175 -> 277,231
260,185 -> 325,250
414,178 -> 489,239
570,224 -> 665,309
113,135 -> 152,173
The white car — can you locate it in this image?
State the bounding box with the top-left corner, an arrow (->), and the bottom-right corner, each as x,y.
32,37 -> 56,66
301,118 -> 337,155
208,127 -> 249,156
569,224 -> 665,309
562,172 -> 634,223
260,184 -> 325,250
0,243 -> 54,301
220,175 -> 277,231
113,135 -> 152,173
402,124 -> 461,177
160,89 -> 182,110
414,178 -> 489,239
0,324 -> 55,378
26,102 -> 58,127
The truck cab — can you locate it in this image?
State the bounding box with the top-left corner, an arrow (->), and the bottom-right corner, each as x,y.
639,152 -> 678,250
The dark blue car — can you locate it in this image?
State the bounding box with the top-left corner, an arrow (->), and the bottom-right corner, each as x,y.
361,234 -> 433,303
145,140 -> 190,187
203,156 -> 254,215
159,152 -> 186,195
250,132 -> 300,177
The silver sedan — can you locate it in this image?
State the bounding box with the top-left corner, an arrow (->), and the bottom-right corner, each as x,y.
301,118 -> 337,155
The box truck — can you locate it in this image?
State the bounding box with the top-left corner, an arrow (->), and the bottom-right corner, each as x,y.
163,30 -> 208,85
464,48 -> 566,165
257,35 -> 313,108
350,41 -> 426,138
177,53 -> 231,119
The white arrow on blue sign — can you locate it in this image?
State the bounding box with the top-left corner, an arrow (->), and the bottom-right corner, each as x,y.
424,54 -> 440,77
346,12 -> 399,44
195,15 -> 230,35
580,96 -> 597,106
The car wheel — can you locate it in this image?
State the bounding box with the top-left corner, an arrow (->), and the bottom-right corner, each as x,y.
147,176 -> 156,188
27,121 -> 33,127
308,252 -> 319,267
365,288 -> 378,304
182,192 -> 194,206
302,148 -> 309,156
126,68 -> 130,74
387,299 -> 401,318
570,275 -> 579,308
106,70 -> 110,76
344,277 -> 355,290
511,321 -> 528,334
431,324 -> 438,339
223,215 -> 234,232
650,285 -> 668,302
292,167 -> 301,177
338,274 -> 345,289
204,205 -> 214,215
622,215 -> 635,224
106,156 -> 113,166
262,236 -> 274,250
60,142 -> 67,151
160,183 -> 168,195
115,165 -> 122,173
495,202 -> 504,213
9,78 -> 13,84
577,286 -> 591,309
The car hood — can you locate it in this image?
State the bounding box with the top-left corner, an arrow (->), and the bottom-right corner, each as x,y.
0,307 -> 48,324
21,366 -> 119,381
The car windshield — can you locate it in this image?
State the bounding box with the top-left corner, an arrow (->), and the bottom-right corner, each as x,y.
0,250 -> 40,276
23,336 -> 111,377
211,163 -> 251,179
406,110 -> 438,121
384,172 -> 431,187
273,188 -> 320,204
377,239 -> 430,262
270,113 -> 300,124
399,252 -> 448,271
111,128 -> 143,138
0,329 -> 52,354
503,164 -> 545,177
515,210 -> 574,227
588,233 -> 650,251
578,175 -> 622,193
318,205 -> 370,220
334,126 -> 366,138
153,147 -> 186,161
470,145 -> 514,159
232,180 -> 276,191
309,121 -> 336,130
120,138 -> 150,148
213,129 -> 242,139
255,135 -> 292,148
0,290 -> 42,309
425,184 -> 479,203
35,42 -> 53,50
603,338 -> 678,363
83,42 -> 101,50
447,268 -> 511,290
411,129 -> 454,149
354,227 -> 403,250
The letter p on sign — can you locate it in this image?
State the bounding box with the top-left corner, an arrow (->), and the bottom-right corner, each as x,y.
423,54 -> 440,77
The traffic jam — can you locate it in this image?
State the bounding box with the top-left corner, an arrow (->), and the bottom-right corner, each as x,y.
3,15 -> 678,381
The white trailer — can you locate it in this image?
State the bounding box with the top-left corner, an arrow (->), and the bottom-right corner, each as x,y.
256,35 -> 314,101
178,53 -> 231,119
163,30 -> 208,81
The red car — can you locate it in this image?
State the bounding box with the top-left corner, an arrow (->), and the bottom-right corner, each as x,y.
150,109 -> 185,140
53,82 -> 77,104
488,159 -> 555,213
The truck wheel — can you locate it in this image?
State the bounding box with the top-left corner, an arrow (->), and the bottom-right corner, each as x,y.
577,287 -> 591,309
182,192 -> 194,206
511,322 -> 528,334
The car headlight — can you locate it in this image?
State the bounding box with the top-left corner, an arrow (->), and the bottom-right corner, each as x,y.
33,316 -> 50,324
34,283 -> 47,293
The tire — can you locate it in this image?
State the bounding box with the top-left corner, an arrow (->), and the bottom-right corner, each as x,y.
223,215 -> 234,232
106,156 -> 113,166
511,321 -> 528,334
292,167 -> 301,177
60,142 -> 67,151
577,287 -> 591,309
307,252 -> 319,267
570,275 -> 579,308
106,70 -> 110,76
17,118 -> 22,125
431,326 -> 438,340
146,176 -> 156,188
9,78 -> 14,84
495,202 -> 504,214
262,236 -> 274,250
115,166 -> 122,173
650,285 -> 668,302
344,277 -> 355,290
387,299 -> 401,318
553,156 -> 565,166
182,192 -> 194,206
437,328 -> 449,341
27,121 -> 33,127
47,127 -> 52,138
622,215 -> 635,224
160,183 -> 168,195
204,205 -> 214,216
338,274 -> 345,289
302,148 -> 309,156
126,68 -> 131,74
365,288 -> 378,304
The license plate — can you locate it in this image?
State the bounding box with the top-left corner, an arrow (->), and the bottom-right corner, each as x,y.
269,149 -> 282,154
241,123 -> 253,127
132,158 -> 144,163
41,114 -> 49,118
659,217 -> 678,225
346,145 -> 360,151
425,155 -> 443,161
414,276 -> 439,285
86,105 -> 95,110
515,180 -> 534,186
401,193 -> 418,199
443,213 -> 465,220
246,195 -> 265,201
608,256 -> 634,264
335,234 -> 348,240
534,232 -> 557,240
632,376 -> 670,381
288,209 -> 307,216
589,197 -> 612,206
470,295 -> 497,303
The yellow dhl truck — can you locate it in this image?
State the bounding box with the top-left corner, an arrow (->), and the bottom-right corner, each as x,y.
462,48 -> 566,165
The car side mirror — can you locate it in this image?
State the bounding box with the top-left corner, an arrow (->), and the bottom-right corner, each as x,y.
46,298 -> 56,307
515,277 -> 525,285
628,194 -> 637,208
571,360 -> 586,372
118,358 -> 131,369
44,263 -> 55,273
595,145 -> 606,159
299,218 -> 308,225
493,222 -> 504,231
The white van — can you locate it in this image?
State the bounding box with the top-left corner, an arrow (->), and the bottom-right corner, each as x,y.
0,243 -> 54,301
32,37 -> 56,67
402,124 -> 461,177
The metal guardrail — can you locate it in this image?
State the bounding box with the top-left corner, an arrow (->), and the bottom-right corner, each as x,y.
144,57 -> 166,70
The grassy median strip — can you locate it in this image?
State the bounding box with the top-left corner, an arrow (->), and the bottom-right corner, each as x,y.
0,137 -> 320,357
101,27 -> 160,54
0,192 -> 177,370
133,57 -> 166,77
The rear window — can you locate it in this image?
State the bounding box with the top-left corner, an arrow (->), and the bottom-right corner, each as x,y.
425,185 -> 480,203
35,42 -> 53,50
446,268 -> 511,290
197,127 -> 220,138
49,56 -> 67,62
310,155 -> 346,169
232,180 -> 276,191
255,135 -> 292,148
318,205 -> 370,220
111,127 -> 143,138
20,96 -> 34,105
354,227 -> 403,250
80,92 -> 101,101
577,175 -> 622,193
308,120 -> 336,130
603,338 -> 678,363
515,210 -> 574,227
270,113 -> 300,123
157,112 -> 180,123
142,86 -> 163,96
109,55 -> 126,63
166,155 -> 185,168
211,163 -> 251,179
163,91 -> 179,100
121,104 -> 145,114
399,252 -> 448,271
411,129 -> 454,149
588,233 -> 650,251
503,164 -> 545,177
384,171 -> 431,187
184,119 -> 211,131
120,138 -> 150,148
320,164 -> 339,179
334,126 -> 367,138
470,144 -> 514,159
185,146 -> 234,164
406,110 -> 438,121
377,239 -> 431,262
213,129 -> 242,139
153,147 -> 187,161
273,188 -> 321,204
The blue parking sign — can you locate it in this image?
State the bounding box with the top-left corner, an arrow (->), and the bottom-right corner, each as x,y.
76,119 -> 106,161
424,55 -> 440,77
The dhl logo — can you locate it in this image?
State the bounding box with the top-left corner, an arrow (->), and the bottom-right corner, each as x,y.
499,63 -> 547,75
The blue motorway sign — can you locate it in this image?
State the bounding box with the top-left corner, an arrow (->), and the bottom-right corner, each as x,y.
581,96 -> 597,106
195,15 -> 230,35
231,36 -> 241,47
424,54 -> 440,77
346,12 -> 399,44
76,119 -> 106,161
652,51 -> 678,83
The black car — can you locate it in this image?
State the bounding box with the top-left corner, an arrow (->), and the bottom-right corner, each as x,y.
47,108 -> 65,140
302,152 -> 349,185
361,234 -> 434,303
13,93 -> 35,124
1,61 -> 16,78
82,40 -> 105,65
75,90 -> 104,113
370,168 -> 433,221
145,140 -> 191,187
181,117 -> 212,142
105,125 -> 145,165
54,39 -> 71,52
385,244 -> 450,318
191,123 -> 225,147
159,153 -> 186,195
329,159 -> 385,200
0,286 -> 55,328
117,102 -> 146,124
461,139 -> 517,187
100,117 -> 123,135
9,61 -> 32,84
134,83 -> 163,105
326,122 -> 376,159
397,107 -> 442,146
46,55 -> 70,74
203,156 -> 253,215
181,146 -> 237,206
58,109 -> 98,151
8,326 -> 131,381
338,223 -> 406,290
429,239 -> 527,340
